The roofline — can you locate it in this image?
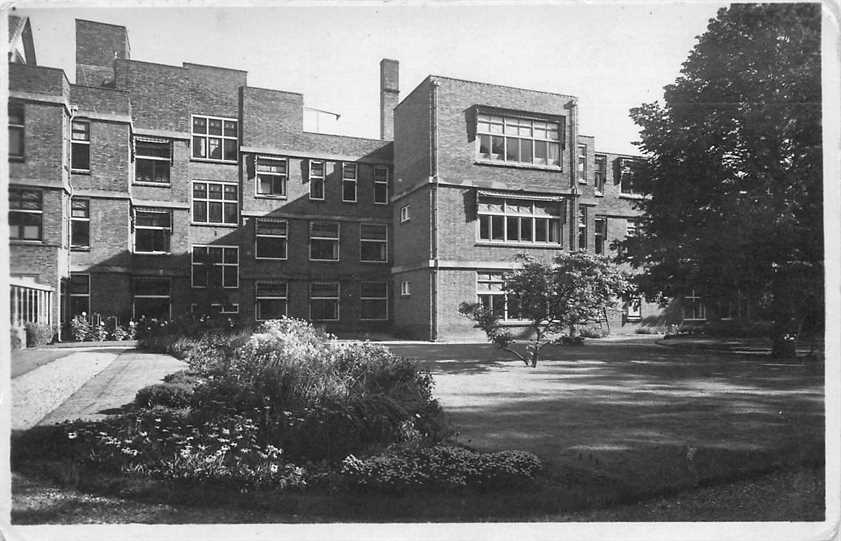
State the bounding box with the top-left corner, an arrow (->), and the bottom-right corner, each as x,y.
428,74 -> 577,100
182,61 -> 248,74
115,58 -> 185,71
301,131 -> 394,146
75,18 -> 127,30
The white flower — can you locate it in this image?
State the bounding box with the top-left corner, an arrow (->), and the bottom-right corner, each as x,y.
67,432 -> 78,440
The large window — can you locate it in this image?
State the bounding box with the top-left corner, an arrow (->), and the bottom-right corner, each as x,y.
309,160 -> 325,200
310,221 -> 340,261
577,144 -> 587,183
619,158 -> 640,195
193,181 -> 238,225
360,282 -> 388,320
255,282 -> 288,320
133,277 -> 170,321
594,216 -> 606,255
342,162 -> 357,202
594,154 -> 607,194
135,137 -> 171,184
71,198 -> 90,249
9,101 -> 24,159
71,120 -> 90,172
477,194 -> 562,245
360,223 -> 387,263
255,218 -> 287,260
69,273 -> 90,317
134,208 -> 171,254
310,282 -> 340,321
192,115 -> 238,162
578,206 -> 587,251
9,188 -> 42,240
256,156 -> 287,197
477,272 -> 523,321
373,165 -> 389,204
477,113 -> 561,167
683,290 -> 706,321
191,245 -> 239,288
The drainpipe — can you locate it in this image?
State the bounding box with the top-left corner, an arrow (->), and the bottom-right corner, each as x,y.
565,98 -> 578,249
429,79 -> 440,341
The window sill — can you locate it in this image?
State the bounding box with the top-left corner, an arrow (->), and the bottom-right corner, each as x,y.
342,200 -> 358,204
475,241 -> 563,249
309,259 -> 341,263
594,191 -> 604,197
255,194 -> 288,200
474,159 -> 562,172
255,257 -> 288,261
71,170 -> 91,175
71,246 -> 90,252
578,179 -> 587,184
135,251 -> 171,256
374,201 -> 389,206
190,222 -> 239,228
309,197 -> 326,202
133,181 -> 172,188
191,158 -> 238,165
9,156 -> 24,162
360,318 -> 389,322
619,193 -> 645,200
360,260 -> 388,264
10,239 -> 45,245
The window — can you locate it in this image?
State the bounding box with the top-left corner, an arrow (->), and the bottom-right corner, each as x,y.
373,166 -> 389,204
360,282 -> 388,320
134,208 -> 171,253
211,303 -> 239,314
9,101 -> 24,159
477,272 -> 523,321
310,221 -> 340,261
360,223 -> 387,263
477,113 -> 561,167
683,289 -> 706,321
342,162 -> 357,202
256,156 -> 287,197
626,218 -> 639,238
619,158 -> 640,194
135,138 -> 171,184
594,216 -> 606,255
192,181 -> 238,225
310,282 -> 339,321
255,282 -> 288,320
133,277 -> 170,321
309,160 -> 325,200
594,155 -> 607,194
578,206 -> 587,251
71,120 -> 90,172
400,205 -> 410,223
9,188 -> 42,240
477,195 -> 562,245
69,273 -> 90,317
626,298 -> 642,320
400,280 -> 411,296
577,144 -> 587,183
192,115 -> 238,162
255,218 -> 287,260
191,245 -> 239,288
71,198 -> 90,249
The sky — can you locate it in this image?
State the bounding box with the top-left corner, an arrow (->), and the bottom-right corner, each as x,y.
12,2 -> 729,155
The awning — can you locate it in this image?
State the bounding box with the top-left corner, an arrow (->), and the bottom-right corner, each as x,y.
135,135 -> 170,144
476,189 -> 565,202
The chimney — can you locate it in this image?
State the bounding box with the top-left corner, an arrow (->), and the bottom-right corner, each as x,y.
379,59 -> 399,140
75,19 -> 130,87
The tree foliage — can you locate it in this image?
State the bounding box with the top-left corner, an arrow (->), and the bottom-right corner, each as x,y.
460,253 -> 629,367
618,4 -> 822,357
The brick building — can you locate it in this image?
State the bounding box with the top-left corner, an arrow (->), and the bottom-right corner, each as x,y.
8,17 -> 669,341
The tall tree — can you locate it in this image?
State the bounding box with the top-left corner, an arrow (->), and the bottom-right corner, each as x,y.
619,3 -> 822,358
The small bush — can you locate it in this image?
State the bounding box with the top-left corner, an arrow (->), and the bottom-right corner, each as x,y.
25,322 -> 54,346
71,315 -> 92,342
163,370 -> 205,387
11,326 -> 26,350
579,326 -> 608,339
135,383 -> 194,409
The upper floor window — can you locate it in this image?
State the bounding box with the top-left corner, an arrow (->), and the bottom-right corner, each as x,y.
309,160 -> 325,200
134,208 -> 172,254
577,144 -> 587,183
477,113 -> 561,167
8,102 -> 24,160
192,181 -> 238,225
71,120 -> 90,172
477,194 -> 562,246
135,138 -> 171,184
594,155 -> 607,194
191,245 -> 239,288
360,223 -> 388,263
192,115 -> 238,162
342,162 -> 358,202
310,221 -> 340,261
70,198 -> 90,249
255,217 -> 287,260
373,166 -> 389,204
9,188 -> 42,240
400,205 -> 410,223
619,158 -> 641,195
594,216 -> 606,255
256,156 -> 287,197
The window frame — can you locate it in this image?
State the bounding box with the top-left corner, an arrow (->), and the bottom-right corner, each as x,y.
255,155 -> 288,198
625,297 -> 642,320
133,207 -> 172,254
577,144 -> 587,184
594,154 -> 607,195
71,119 -> 91,173
134,137 -> 172,185
360,223 -> 388,263
191,180 -> 239,226
210,303 -> 239,315
476,271 -> 527,322
578,206 -> 588,251
341,162 -> 358,203
255,281 -> 288,321
400,205 -> 410,223
309,160 -> 325,201
9,101 -> 24,160
191,114 -> 239,163
476,112 -> 562,168
70,197 -> 90,250
190,245 -> 239,289
594,216 -> 607,255
309,221 -> 340,262
9,188 -> 43,241
69,273 -> 90,317
132,276 -> 172,321
400,280 -> 411,297
683,289 -> 707,321
619,158 -> 642,196
309,281 -> 340,321
255,217 -> 288,260
360,281 -> 389,321
477,195 -> 563,247
373,165 -> 389,205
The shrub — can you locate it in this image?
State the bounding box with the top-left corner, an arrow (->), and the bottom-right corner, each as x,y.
92,320 -> 109,341
25,322 -> 54,347
111,324 -> 129,341
579,326 -> 608,339
11,326 -> 25,350
135,383 -> 194,409
163,370 -> 205,387
71,315 -> 92,342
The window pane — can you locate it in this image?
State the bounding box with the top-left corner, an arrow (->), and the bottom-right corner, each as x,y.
361,241 -> 386,262
311,299 -> 338,320
491,215 -> 504,240
343,180 -> 356,201
548,143 -> 560,165
136,210 -> 170,228
72,143 -> 90,170
192,266 -> 207,287
70,274 -> 89,294
506,138 -> 520,162
520,139 -> 533,163
223,139 -> 237,161
310,178 -> 324,199
192,136 -> 206,158
223,202 -> 238,224
135,278 -> 169,296
257,236 -> 286,259
310,161 -> 324,177
223,267 -> 237,288
193,117 -> 207,134
71,121 -> 89,141
208,118 -> 223,135
342,163 -> 356,179
9,128 -> 23,157
193,201 -> 207,222
491,136 -> 504,159
374,183 -> 388,203
71,221 -> 90,247
223,120 -> 237,137
257,299 -> 287,320
479,215 -> 490,239
209,202 -> 223,223
136,229 -> 169,252
256,282 -> 288,297
136,141 -> 170,159
479,134 -> 491,158
256,219 -> 287,236
223,247 -> 238,264
208,138 -> 222,159
534,140 -> 547,164
520,217 -> 533,241
71,199 -> 89,218
549,219 -> 560,243
311,222 -> 339,237
506,216 -> 519,241
70,296 -> 89,317
535,218 -> 548,242
311,239 -> 338,260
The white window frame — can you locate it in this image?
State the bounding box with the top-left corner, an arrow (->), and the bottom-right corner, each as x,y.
255,281 -> 288,321
360,223 -> 388,263
625,297 -> 642,320
309,160 -> 325,201
9,188 -> 43,241
9,101 -> 24,160
309,221 -> 340,261
255,156 -> 287,198
191,245 -> 239,289
71,119 -> 91,173
577,144 -> 587,183
192,180 -> 239,226
70,197 -> 90,250
342,162 -> 358,203
578,206 -> 587,251
255,217 -> 288,260
400,204 -> 410,223
133,207 -> 172,254
476,113 -> 562,167
310,281 -> 340,321
594,154 -> 607,195
132,277 -> 172,321
360,281 -> 389,321
69,273 -> 90,317
476,271 -> 527,322
210,303 -> 239,314
134,137 -> 172,185
373,165 -> 389,205
400,280 -> 411,297
191,114 -> 238,163
477,196 -> 563,246
683,289 -> 707,321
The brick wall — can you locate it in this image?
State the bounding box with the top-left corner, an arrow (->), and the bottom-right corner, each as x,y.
185,63 -> 246,119
9,100 -> 66,184
391,268 -> 431,339
70,84 -> 130,116
71,120 -> 131,192
70,197 -> 131,271
9,63 -> 68,96
114,60 -> 190,132
242,87 -> 303,145
393,77 -> 431,194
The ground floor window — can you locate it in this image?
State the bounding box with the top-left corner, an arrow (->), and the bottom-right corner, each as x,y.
360,282 -> 388,320
69,273 -> 89,317
625,297 -> 642,320
477,271 -> 522,321
256,282 -> 288,320
310,282 -> 339,321
192,245 -> 239,288
682,289 -> 706,321
134,208 -> 172,253
133,277 -> 171,321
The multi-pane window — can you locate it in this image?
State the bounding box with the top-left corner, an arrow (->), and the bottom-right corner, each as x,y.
400,280 -> 411,296
133,277 -> 171,321
594,155 -> 607,194
211,303 -> 239,314
683,289 -> 707,321
360,223 -> 387,263
578,206 -> 587,250
342,162 -> 357,202
400,205 -> 410,223
360,282 -> 388,320
477,114 -> 561,167
309,221 -> 340,261
192,181 -> 238,225
255,218 -> 287,260
626,297 -> 642,320
477,195 -> 562,245
577,144 -> 587,183
619,158 -> 640,194
256,156 -> 287,197
373,166 -> 389,204
192,115 -> 238,162
134,208 -> 171,253
9,188 -> 42,240
255,282 -> 288,320
310,282 -> 340,321
191,245 -> 239,288
626,218 -> 639,238
477,272 -> 522,321
71,120 -> 90,172
69,273 -> 90,317
135,138 -> 171,184
9,102 -> 24,159
594,216 -> 606,255
309,160 -> 325,200
70,198 -> 90,249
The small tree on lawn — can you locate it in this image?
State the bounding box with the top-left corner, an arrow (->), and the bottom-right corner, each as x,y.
459,253 -> 630,367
